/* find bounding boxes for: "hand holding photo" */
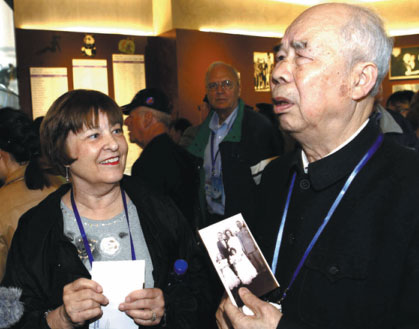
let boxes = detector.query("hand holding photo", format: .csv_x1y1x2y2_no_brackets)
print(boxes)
198,214,279,307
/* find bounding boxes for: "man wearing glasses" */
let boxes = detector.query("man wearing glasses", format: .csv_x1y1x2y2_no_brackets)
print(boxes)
187,62,282,228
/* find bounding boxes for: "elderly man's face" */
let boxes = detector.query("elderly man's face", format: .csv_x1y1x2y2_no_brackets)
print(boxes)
270,9,352,140
206,65,240,116
124,106,149,148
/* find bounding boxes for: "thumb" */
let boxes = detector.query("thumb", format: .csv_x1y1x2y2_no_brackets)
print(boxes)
239,288,265,316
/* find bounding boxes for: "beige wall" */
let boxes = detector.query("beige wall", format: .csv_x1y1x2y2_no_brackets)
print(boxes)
14,0,419,37
14,0,154,35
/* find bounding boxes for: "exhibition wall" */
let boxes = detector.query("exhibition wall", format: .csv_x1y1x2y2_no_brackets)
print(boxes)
14,27,419,124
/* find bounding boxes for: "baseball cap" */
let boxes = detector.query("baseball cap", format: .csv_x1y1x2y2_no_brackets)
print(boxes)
121,88,171,115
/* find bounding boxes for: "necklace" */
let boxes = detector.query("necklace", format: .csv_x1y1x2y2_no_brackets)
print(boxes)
70,188,136,267
4,176,24,186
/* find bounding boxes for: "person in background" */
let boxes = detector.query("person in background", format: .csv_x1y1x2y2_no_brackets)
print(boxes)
1,90,211,329
406,91,419,138
217,3,419,329
372,87,418,150
0,108,62,281
123,88,198,227
386,90,414,117
187,62,282,228
169,117,192,144
179,95,210,148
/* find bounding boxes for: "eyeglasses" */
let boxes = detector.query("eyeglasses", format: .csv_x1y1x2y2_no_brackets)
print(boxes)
206,80,235,91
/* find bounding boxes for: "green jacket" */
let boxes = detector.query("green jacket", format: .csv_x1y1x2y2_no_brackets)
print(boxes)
187,99,282,227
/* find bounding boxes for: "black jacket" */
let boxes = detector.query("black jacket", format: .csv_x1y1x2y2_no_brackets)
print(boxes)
131,133,198,228
253,121,419,329
2,176,212,329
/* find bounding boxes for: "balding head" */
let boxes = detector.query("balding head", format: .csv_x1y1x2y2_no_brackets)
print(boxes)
289,3,392,96
270,3,391,156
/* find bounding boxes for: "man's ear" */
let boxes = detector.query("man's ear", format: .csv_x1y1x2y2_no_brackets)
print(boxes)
142,111,154,128
350,62,378,101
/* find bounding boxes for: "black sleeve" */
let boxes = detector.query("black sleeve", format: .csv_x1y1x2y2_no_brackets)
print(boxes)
2,212,61,329
156,198,214,329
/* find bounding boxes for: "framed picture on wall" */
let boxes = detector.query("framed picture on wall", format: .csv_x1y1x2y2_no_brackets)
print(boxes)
392,83,419,93
390,46,419,80
253,52,274,92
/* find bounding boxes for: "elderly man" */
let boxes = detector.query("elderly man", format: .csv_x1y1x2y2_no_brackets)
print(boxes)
187,62,282,228
123,88,197,227
216,3,419,329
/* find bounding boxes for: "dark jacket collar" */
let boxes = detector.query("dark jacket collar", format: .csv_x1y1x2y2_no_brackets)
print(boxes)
145,132,172,150
290,120,381,190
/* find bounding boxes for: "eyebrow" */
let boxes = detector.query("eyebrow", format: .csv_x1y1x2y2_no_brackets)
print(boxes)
291,40,307,50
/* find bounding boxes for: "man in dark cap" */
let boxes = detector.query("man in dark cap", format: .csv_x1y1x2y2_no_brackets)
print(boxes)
123,88,197,226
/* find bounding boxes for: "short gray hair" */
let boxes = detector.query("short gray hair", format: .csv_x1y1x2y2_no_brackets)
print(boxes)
147,108,171,127
205,61,240,87
340,4,393,96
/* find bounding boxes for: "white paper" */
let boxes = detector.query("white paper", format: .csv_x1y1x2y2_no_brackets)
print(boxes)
72,59,108,95
90,260,145,329
29,67,68,119
112,54,146,107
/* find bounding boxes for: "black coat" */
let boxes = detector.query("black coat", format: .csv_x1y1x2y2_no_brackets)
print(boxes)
252,121,419,329
2,176,212,329
131,133,198,228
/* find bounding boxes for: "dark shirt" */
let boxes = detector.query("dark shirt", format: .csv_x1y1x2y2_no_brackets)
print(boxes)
131,133,197,227
252,121,419,329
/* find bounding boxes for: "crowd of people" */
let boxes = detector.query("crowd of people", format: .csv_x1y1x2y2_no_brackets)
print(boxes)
0,3,419,329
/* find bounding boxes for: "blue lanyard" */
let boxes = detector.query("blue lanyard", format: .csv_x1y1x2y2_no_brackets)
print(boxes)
70,188,136,267
210,132,220,176
271,134,383,303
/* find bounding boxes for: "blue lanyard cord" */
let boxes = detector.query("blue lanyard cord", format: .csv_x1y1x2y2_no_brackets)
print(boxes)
121,189,136,261
271,134,383,303
70,187,136,267
271,172,296,274
71,189,93,266
210,132,220,176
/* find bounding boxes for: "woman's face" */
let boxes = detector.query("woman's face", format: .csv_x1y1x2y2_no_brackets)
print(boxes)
65,111,127,188
226,230,232,237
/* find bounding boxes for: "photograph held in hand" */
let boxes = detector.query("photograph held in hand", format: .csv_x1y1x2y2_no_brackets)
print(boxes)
198,213,279,308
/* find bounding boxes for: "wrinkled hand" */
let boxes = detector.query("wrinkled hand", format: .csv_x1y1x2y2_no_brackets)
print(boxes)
216,288,282,329
119,288,165,326
55,278,109,328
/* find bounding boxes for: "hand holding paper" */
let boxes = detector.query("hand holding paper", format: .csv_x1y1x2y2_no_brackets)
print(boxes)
119,287,165,326
47,278,108,328
90,260,145,329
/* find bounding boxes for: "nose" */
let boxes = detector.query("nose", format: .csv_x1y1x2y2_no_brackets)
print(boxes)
271,59,293,86
124,116,130,126
105,132,119,151
215,83,225,93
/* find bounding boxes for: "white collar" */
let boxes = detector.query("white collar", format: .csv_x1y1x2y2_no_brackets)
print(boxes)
301,119,369,174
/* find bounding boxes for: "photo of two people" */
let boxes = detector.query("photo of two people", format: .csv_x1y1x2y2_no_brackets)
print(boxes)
199,214,278,307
